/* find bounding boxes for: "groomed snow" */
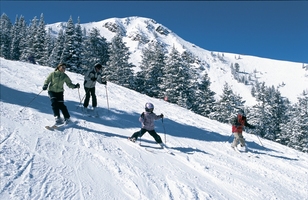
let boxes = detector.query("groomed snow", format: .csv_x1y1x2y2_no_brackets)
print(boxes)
1,58,307,200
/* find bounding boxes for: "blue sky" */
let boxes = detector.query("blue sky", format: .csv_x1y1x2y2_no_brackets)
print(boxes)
1,1,308,63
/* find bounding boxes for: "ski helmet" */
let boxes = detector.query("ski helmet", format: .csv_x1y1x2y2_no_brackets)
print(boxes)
94,63,102,70
145,102,154,112
238,109,246,117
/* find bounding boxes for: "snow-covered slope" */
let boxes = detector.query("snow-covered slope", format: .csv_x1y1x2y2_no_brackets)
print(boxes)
47,17,308,105
1,58,307,199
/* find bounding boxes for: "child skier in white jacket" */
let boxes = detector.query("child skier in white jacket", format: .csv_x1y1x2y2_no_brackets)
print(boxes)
129,102,164,146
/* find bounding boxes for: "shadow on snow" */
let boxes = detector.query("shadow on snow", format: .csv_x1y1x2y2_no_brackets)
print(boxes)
2,84,295,159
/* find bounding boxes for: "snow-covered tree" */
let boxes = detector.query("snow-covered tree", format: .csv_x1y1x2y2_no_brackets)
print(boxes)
0,13,12,59
72,17,83,71
83,27,109,70
249,82,290,142
10,16,24,60
106,33,134,88
18,17,29,62
20,16,37,63
61,16,79,70
136,40,166,97
32,14,46,64
210,82,245,123
48,29,65,68
192,73,216,117
161,47,190,105
42,28,54,66
281,91,308,152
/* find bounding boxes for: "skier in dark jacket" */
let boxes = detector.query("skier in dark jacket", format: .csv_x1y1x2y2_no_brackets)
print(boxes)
28,54,36,64
83,63,106,112
231,109,255,150
42,63,80,124
129,102,164,147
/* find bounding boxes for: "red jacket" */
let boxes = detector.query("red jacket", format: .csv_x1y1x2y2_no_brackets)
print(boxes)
232,114,251,133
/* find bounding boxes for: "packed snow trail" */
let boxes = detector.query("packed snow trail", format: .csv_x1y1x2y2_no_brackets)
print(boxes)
1,58,308,200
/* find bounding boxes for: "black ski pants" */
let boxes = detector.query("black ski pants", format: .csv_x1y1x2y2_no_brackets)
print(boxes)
48,91,70,119
83,87,97,108
131,128,163,143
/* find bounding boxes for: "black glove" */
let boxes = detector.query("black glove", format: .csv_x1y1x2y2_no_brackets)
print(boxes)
75,83,80,88
42,85,48,90
160,114,164,118
91,77,97,81
102,81,107,85
140,112,144,118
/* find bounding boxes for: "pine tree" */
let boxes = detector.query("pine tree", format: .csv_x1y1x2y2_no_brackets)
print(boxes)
42,28,54,66
48,29,65,68
177,51,195,109
192,73,216,117
83,27,109,70
10,16,24,60
161,47,189,104
61,16,78,70
106,33,134,88
210,82,244,123
20,16,37,63
283,91,308,152
250,82,290,142
18,16,29,62
31,14,46,64
137,40,166,97
250,82,271,137
73,17,83,72
0,13,12,59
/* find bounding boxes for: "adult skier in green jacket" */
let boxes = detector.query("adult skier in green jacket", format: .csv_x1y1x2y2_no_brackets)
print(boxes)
42,63,80,124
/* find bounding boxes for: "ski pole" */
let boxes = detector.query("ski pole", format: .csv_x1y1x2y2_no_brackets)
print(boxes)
76,88,83,109
105,84,110,111
77,94,86,109
256,133,264,147
139,130,142,145
77,81,96,109
20,90,43,113
162,118,166,144
77,84,92,109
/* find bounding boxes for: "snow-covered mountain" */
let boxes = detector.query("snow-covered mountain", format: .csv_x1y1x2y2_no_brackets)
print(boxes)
1,58,308,199
46,16,308,105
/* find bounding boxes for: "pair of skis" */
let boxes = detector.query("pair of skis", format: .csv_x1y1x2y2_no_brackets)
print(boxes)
45,120,72,131
128,138,174,155
232,146,247,153
232,146,260,158
45,123,66,131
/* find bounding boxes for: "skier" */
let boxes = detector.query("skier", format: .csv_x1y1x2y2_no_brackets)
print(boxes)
28,54,36,64
83,63,107,112
231,109,255,150
128,102,164,147
42,63,80,124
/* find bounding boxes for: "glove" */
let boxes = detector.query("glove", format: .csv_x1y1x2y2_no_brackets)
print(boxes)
140,112,144,118
91,77,97,81
75,83,80,88
160,114,164,118
42,85,48,90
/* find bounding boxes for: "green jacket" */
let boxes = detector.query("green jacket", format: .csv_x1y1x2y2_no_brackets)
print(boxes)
44,70,76,93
